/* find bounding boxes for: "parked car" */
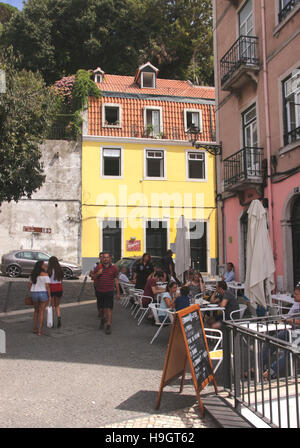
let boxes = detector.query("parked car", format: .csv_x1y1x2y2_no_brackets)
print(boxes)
0,250,82,279
115,256,164,280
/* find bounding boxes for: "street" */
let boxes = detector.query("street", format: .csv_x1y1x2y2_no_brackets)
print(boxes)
0,292,216,428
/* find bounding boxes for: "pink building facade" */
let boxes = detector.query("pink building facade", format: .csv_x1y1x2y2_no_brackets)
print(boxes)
213,0,300,292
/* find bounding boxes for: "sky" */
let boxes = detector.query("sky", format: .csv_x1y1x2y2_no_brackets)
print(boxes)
2,0,24,10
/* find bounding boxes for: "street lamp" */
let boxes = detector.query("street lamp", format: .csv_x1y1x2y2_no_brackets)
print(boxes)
187,124,222,157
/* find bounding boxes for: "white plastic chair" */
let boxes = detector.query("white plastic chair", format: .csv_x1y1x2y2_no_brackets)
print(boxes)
119,282,131,307
136,295,153,326
204,328,223,374
230,304,247,320
131,289,144,317
149,303,174,344
129,289,143,315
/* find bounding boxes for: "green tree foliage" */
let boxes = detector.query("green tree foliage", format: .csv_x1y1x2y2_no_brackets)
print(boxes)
0,1,18,36
0,2,18,23
0,48,58,204
1,0,213,85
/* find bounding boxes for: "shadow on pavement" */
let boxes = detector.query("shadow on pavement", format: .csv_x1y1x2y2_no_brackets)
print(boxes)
116,390,197,414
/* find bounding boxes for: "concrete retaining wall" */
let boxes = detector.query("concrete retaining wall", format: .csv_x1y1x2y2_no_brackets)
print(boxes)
0,139,81,265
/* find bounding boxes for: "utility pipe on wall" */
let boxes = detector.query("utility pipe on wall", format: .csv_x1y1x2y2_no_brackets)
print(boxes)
261,0,276,262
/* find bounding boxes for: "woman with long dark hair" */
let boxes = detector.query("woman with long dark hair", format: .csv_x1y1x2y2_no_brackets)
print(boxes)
185,271,205,299
133,253,154,290
47,256,64,328
28,260,51,336
158,281,178,323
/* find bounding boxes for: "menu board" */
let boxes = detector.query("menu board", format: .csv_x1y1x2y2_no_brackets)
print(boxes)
156,304,217,417
181,310,212,389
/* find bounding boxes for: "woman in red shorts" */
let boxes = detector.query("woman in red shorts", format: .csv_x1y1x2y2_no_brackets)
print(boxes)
47,256,64,328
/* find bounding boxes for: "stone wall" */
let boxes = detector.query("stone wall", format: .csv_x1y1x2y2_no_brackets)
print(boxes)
0,140,81,265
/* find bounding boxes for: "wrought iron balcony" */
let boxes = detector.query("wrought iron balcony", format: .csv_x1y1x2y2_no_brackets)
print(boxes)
220,35,260,91
223,146,263,191
88,124,216,143
278,0,300,23
284,126,300,146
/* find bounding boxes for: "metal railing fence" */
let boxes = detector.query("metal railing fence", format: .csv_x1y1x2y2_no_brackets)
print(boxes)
222,314,300,428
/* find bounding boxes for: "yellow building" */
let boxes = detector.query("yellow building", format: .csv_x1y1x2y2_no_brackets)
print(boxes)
81,63,218,275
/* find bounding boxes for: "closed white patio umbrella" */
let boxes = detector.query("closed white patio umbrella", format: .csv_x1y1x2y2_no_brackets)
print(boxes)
175,216,190,284
244,200,275,309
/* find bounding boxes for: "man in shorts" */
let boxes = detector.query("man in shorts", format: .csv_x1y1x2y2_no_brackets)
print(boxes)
93,252,120,335
90,252,104,318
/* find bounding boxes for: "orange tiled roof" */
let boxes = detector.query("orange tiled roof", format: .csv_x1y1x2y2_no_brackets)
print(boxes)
96,74,215,99
88,73,215,142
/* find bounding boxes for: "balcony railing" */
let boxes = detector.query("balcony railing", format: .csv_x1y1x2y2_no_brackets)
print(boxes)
220,35,259,87
284,126,300,146
224,146,263,189
278,0,300,23
222,314,300,428
89,124,216,143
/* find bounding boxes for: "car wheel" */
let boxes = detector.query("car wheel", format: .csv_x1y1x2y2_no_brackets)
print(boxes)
63,267,73,280
6,265,21,278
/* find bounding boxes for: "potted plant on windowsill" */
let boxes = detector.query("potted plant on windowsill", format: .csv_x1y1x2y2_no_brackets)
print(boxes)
145,124,153,137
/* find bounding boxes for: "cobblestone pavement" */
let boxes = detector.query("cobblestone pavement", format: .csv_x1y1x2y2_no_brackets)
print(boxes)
103,403,216,428
0,297,218,428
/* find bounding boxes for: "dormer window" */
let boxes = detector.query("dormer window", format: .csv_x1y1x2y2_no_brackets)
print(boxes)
95,74,102,83
93,67,104,83
141,72,155,88
134,62,159,89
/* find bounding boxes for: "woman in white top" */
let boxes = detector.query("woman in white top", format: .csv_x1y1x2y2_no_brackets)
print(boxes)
28,260,51,336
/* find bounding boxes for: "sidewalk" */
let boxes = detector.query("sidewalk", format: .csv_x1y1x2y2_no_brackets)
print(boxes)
0,299,218,428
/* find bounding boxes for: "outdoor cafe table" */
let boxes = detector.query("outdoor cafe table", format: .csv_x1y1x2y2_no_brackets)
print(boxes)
227,282,245,299
240,321,292,382
200,304,225,321
271,293,295,313
203,276,222,284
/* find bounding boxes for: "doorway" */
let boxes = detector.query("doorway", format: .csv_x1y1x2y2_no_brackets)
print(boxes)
102,220,121,263
189,221,207,272
146,221,167,257
292,195,300,286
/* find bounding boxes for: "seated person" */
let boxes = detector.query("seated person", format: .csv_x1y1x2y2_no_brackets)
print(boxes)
263,286,300,379
223,262,235,283
119,266,130,284
118,267,130,294
142,271,166,307
208,281,239,328
185,271,205,299
175,286,191,312
158,281,178,322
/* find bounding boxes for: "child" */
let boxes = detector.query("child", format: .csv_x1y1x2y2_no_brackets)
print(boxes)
175,286,191,312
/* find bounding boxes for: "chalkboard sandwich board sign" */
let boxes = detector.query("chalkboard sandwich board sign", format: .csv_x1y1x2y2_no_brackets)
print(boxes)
156,304,218,417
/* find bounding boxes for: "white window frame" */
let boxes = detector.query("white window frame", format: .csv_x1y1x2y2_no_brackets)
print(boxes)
100,146,123,179
94,74,103,83
185,149,207,182
102,103,122,128
141,71,156,89
184,108,203,133
144,148,167,180
143,106,163,136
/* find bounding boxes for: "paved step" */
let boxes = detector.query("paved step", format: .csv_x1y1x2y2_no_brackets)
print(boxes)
202,394,253,428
